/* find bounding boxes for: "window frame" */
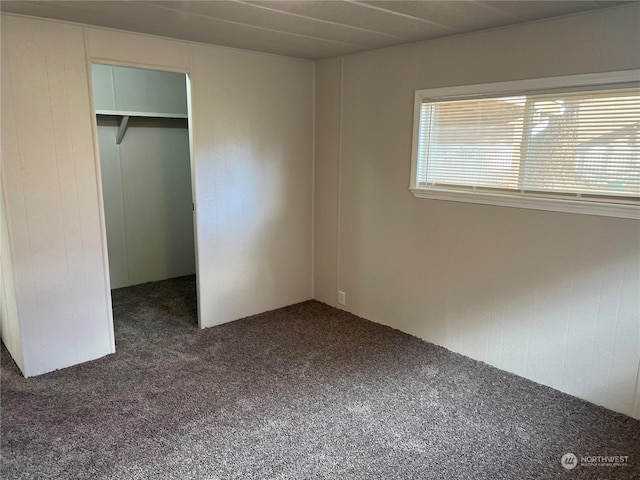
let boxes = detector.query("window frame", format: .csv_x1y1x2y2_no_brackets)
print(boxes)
409,70,640,219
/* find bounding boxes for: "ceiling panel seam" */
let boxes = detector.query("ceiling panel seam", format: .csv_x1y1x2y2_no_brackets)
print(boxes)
233,0,409,41
346,0,461,33
475,1,528,21
142,1,365,48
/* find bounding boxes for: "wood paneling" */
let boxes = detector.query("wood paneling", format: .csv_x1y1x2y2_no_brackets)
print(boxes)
84,26,190,72
316,4,640,417
97,121,195,288
190,44,314,327
1,0,628,59
1,15,114,376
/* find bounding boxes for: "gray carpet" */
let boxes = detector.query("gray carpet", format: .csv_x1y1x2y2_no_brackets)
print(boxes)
2,275,639,479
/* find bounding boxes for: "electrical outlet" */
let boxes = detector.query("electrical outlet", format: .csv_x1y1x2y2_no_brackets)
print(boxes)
338,291,346,306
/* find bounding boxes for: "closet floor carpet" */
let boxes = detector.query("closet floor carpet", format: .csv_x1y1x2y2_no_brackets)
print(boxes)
2,276,639,479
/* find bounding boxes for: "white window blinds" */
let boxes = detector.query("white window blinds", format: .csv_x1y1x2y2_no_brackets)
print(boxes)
416,88,640,204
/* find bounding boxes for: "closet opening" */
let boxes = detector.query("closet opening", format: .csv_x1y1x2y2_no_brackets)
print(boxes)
91,63,199,330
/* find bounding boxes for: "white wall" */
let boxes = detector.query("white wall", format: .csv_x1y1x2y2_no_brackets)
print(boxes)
93,64,195,289
314,4,640,418
84,25,314,328
190,44,314,327
1,32,23,372
1,169,23,373
1,15,115,376
1,13,314,374
92,64,188,115
97,121,195,288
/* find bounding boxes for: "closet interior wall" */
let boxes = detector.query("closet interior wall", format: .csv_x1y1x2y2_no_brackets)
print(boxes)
93,64,195,289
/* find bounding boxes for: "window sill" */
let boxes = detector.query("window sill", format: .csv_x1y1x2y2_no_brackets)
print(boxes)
409,188,640,219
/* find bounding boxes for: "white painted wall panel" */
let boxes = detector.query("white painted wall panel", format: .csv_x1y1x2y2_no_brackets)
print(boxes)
0,23,25,373
112,67,187,115
315,5,640,417
92,63,116,111
120,124,194,285
1,184,23,373
190,43,314,327
93,63,194,289
96,124,129,287
83,24,314,329
1,20,29,374
84,26,190,72
3,14,314,373
97,120,195,288
92,64,188,115
1,15,113,376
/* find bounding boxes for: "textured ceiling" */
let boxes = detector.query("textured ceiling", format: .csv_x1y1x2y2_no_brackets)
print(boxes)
0,1,631,59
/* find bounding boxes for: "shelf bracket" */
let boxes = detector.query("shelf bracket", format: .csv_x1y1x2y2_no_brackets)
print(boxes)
116,115,130,145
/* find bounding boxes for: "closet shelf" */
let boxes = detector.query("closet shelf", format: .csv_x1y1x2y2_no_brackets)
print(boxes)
96,110,188,144
95,109,188,118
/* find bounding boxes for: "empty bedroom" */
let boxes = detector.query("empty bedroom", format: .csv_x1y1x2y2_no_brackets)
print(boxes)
1,1,639,478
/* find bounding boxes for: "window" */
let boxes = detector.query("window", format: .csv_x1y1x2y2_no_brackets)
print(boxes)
410,71,640,219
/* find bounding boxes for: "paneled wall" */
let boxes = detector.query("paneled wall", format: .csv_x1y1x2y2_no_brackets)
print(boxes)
1,14,314,375
97,121,195,289
1,34,23,372
314,4,640,418
93,65,195,288
84,25,314,329
92,64,188,115
0,15,114,376
190,44,314,326
1,178,23,372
